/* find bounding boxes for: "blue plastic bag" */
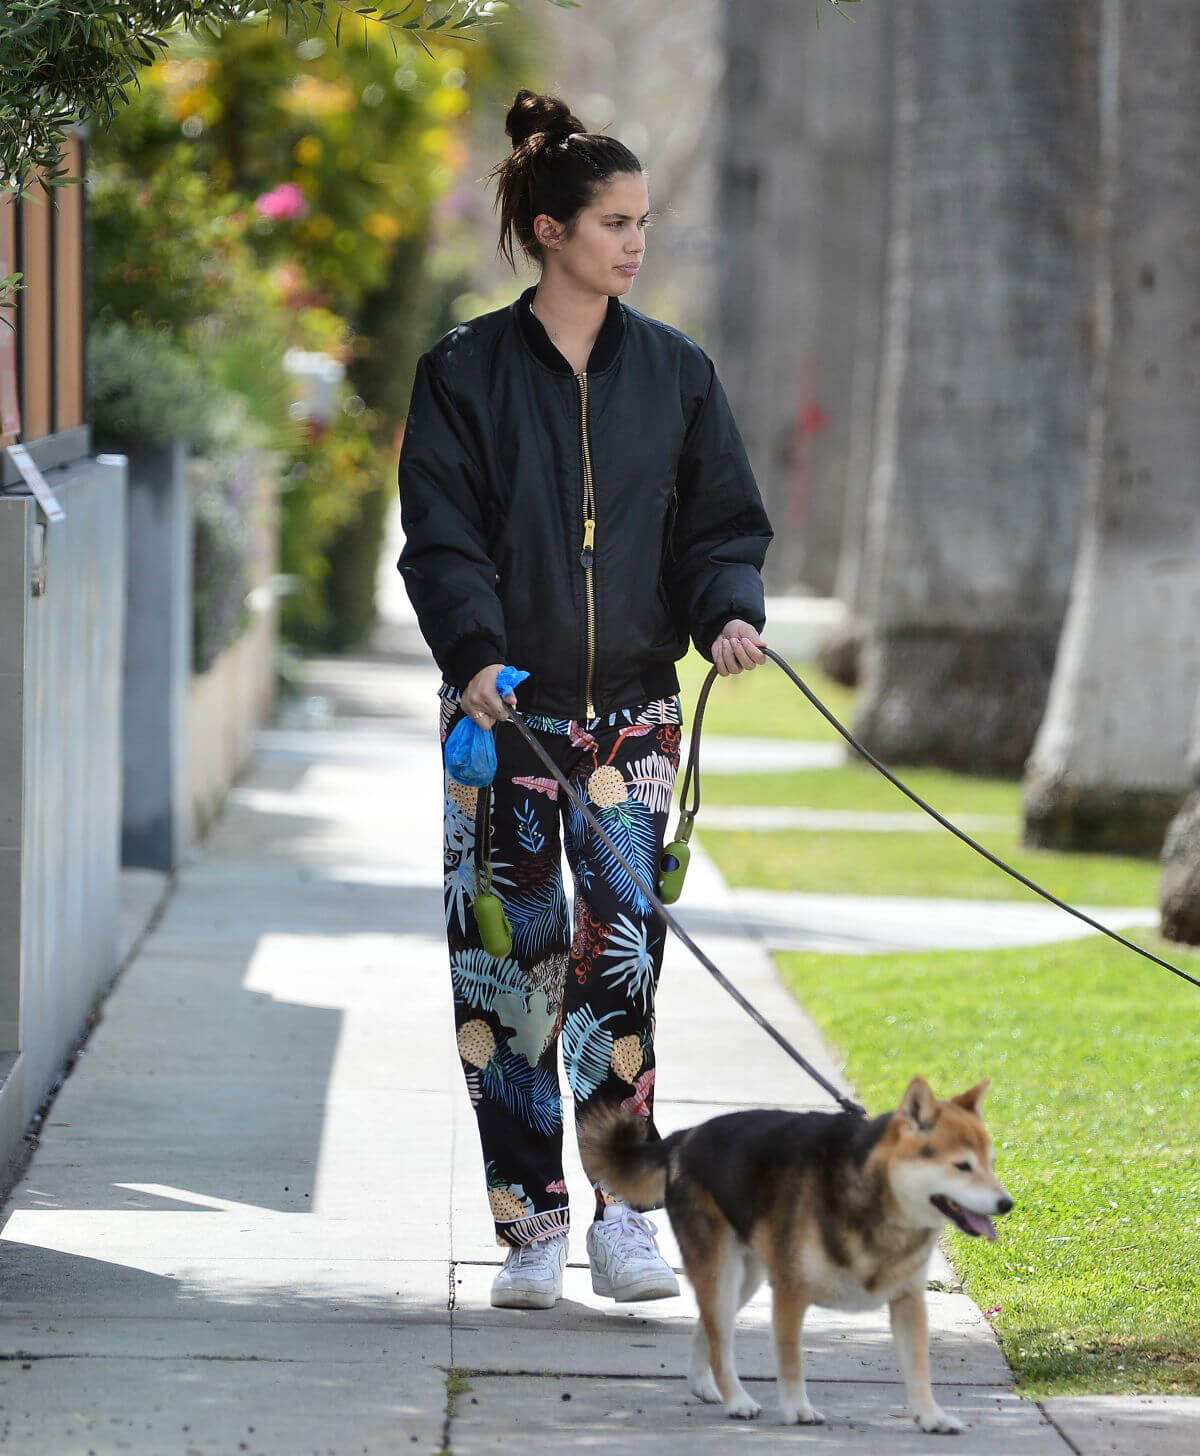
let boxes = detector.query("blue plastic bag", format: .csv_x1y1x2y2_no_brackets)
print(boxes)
444,665,530,786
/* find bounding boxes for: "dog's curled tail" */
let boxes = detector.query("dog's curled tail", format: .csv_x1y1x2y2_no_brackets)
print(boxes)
577,1103,672,1209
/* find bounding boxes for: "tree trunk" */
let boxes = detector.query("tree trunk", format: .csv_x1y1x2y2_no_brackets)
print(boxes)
1160,691,1200,943
819,1,895,684
853,0,1097,774
1024,0,1200,851
799,0,892,601
716,0,823,592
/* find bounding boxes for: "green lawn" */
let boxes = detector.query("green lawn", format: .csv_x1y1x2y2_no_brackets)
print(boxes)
701,826,1159,905
677,650,856,744
701,764,1020,818
777,935,1200,1396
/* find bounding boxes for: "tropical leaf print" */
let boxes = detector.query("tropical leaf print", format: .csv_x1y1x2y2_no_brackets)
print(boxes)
599,913,658,1013
444,791,473,851
516,798,545,854
638,697,682,725
620,1067,656,1119
568,720,598,754
481,1044,563,1135
443,783,477,933
565,780,588,856
525,713,574,734
592,797,658,915
444,847,514,935
512,774,559,800
505,874,569,962
439,693,458,743
625,752,676,815
444,851,474,936
450,948,529,1011
494,989,555,1067
561,1007,622,1101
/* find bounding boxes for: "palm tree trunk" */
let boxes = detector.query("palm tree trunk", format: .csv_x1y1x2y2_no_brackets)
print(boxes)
716,0,823,592
1023,0,1200,851
800,0,892,603
853,0,1098,774
819,1,895,684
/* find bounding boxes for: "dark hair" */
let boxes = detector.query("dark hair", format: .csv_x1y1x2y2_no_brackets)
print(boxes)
486,88,647,271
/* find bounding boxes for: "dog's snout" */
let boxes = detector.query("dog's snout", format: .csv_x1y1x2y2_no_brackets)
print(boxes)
996,1195,1013,1215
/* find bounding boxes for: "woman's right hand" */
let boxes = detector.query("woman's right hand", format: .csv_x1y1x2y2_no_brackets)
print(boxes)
462,664,517,732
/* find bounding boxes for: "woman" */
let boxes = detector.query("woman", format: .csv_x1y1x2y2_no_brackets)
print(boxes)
397,88,773,1310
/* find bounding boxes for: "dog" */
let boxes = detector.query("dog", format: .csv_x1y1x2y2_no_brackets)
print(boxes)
578,1075,1012,1432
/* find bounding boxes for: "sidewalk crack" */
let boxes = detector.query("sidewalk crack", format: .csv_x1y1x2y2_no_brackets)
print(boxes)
1034,1399,1084,1454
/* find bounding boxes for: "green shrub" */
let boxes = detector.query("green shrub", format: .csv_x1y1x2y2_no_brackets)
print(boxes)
87,317,227,453
189,422,268,675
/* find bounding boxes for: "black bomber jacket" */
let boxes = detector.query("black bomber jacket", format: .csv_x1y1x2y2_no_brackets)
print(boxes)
395,281,774,718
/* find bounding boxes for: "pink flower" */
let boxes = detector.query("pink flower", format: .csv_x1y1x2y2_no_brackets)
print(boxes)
254,182,309,222
545,1179,568,1195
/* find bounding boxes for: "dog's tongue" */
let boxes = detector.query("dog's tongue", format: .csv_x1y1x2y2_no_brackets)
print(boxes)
962,1210,998,1242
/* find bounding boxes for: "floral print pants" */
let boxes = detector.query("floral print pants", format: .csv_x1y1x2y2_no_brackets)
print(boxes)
439,684,683,1248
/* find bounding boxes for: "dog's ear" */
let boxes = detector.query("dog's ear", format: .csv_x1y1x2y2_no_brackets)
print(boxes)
951,1078,991,1117
898,1075,938,1132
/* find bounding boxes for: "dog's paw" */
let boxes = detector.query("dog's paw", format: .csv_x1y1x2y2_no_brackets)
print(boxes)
779,1400,826,1426
724,1391,762,1420
688,1373,722,1405
915,1406,965,1435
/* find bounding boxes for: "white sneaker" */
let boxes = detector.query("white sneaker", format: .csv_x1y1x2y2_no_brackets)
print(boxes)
586,1203,680,1301
489,1233,568,1310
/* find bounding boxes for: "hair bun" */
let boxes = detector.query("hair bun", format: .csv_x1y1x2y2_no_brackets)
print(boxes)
506,88,584,150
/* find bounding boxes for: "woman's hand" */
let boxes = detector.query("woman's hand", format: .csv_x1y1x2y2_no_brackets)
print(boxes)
711,619,767,676
462,664,518,731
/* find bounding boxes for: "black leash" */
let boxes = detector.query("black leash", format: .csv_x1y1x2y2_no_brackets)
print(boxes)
713,649,1200,994
500,707,868,1119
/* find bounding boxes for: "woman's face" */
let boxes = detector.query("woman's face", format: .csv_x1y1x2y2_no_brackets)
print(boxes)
537,170,650,296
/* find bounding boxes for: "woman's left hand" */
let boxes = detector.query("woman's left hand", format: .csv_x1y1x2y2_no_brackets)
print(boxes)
712,619,767,675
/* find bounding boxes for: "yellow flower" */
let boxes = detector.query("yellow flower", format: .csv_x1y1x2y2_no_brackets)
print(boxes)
363,212,403,243
430,88,468,120
294,135,323,165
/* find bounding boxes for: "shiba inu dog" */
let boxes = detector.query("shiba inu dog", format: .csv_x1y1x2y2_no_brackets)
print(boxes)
579,1075,1012,1432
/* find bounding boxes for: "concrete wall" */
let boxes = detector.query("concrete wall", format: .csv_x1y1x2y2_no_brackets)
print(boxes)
187,607,277,841
121,441,192,871
185,456,279,840
0,457,127,1170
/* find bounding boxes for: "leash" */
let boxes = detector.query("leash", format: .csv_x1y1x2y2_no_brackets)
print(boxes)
500,707,869,1118
686,648,1200,995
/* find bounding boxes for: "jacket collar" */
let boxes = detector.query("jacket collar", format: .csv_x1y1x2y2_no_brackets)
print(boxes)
514,282,626,375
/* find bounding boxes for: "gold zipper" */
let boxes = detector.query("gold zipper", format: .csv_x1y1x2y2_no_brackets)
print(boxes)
576,370,597,717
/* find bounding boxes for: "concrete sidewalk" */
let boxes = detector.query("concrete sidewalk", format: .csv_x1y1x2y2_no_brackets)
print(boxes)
0,560,1192,1452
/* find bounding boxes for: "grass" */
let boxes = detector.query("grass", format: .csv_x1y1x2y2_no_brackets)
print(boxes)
440,1368,473,1454
700,825,1160,905
676,650,856,743
777,934,1200,1396
700,763,1020,817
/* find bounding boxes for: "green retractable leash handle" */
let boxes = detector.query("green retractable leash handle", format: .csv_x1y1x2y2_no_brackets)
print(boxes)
472,786,514,959
657,663,721,905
